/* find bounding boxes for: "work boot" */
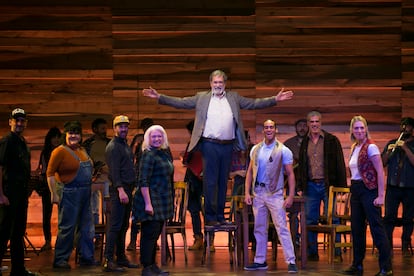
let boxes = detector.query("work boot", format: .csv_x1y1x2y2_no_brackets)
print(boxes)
189,235,203,251
209,236,215,252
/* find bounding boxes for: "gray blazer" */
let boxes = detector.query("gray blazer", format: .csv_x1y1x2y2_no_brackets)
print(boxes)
159,91,277,152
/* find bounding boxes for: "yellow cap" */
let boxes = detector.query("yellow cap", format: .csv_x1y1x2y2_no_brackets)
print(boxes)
113,115,129,126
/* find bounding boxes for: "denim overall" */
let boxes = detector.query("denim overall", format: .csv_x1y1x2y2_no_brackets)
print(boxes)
54,146,94,265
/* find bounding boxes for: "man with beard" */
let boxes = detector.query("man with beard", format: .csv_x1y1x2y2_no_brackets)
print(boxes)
0,108,36,276
382,117,414,257
103,115,139,272
142,69,293,227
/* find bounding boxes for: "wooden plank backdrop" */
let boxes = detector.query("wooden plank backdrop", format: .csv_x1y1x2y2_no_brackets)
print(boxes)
0,0,411,170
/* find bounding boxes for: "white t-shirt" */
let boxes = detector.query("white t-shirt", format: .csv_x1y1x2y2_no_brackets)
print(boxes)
348,143,380,180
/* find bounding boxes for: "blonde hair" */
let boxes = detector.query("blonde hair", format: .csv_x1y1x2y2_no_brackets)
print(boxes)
142,125,169,151
349,115,370,142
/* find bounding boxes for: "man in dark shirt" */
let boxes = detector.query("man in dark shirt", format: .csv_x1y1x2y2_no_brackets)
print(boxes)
103,115,139,272
0,108,36,276
382,117,414,257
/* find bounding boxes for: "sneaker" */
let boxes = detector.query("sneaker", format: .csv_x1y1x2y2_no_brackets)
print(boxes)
53,261,71,270
288,263,298,274
244,262,268,271
375,269,393,276
342,265,363,275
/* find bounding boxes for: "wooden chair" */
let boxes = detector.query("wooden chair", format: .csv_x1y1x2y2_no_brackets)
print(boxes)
306,186,352,264
161,181,189,264
201,196,239,267
94,183,109,262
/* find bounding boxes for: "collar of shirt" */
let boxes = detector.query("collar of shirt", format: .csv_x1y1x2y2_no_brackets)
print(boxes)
212,90,226,99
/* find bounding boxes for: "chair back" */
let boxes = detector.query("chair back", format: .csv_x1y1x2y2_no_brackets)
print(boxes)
169,181,189,226
326,186,351,225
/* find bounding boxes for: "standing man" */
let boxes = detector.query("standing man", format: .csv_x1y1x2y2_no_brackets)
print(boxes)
382,117,414,257
0,108,36,276
103,115,139,272
82,118,111,248
143,69,293,226
297,110,347,262
244,119,298,273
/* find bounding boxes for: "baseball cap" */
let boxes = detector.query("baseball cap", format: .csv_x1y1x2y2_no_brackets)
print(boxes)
11,108,26,119
113,115,130,127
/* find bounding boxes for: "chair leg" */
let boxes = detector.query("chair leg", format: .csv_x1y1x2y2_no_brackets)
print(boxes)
201,231,210,265
170,233,175,262
182,232,188,263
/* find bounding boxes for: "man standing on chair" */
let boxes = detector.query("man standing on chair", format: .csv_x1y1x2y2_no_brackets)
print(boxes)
382,117,414,257
0,108,37,276
297,110,347,262
103,115,139,272
244,119,298,273
143,69,293,226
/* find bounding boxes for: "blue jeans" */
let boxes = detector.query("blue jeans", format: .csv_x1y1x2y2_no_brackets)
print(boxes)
104,186,132,261
54,185,94,264
305,181,341,256
200,141,233,223
350,181,392,271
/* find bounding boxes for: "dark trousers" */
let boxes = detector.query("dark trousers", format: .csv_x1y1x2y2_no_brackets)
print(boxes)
0,192,28,275
186,169,203,237
29,179,52,243
104,186,132,261
350,181,392,271
140,220,164,267
384,186,414,247
200,141,233,223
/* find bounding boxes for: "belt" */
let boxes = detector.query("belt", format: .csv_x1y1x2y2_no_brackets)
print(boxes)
310,178,324,184
255,182,266,187
351,179,364,185
201,137,234,145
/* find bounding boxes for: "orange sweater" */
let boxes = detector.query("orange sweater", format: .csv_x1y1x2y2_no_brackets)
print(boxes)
46,145,91,184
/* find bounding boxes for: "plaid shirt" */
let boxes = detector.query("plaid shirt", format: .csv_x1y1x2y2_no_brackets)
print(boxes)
134,148,174,221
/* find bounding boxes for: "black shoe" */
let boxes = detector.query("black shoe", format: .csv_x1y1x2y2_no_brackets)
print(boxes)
53,261,71,270
342,265,363,275
375,269,393,276
102,259,126,272
79,258,100,267
307,254,319,261
151,264,169,275
117,258,140,268
10,270,38,276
